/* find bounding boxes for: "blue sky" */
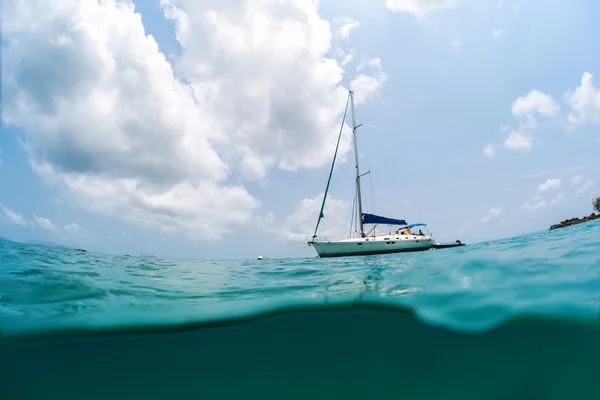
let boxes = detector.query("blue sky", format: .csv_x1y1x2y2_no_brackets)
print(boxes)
1,0,599,259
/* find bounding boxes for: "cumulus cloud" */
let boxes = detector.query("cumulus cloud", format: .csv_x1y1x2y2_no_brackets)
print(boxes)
481,207,502,223
332,17,360,39
565,72,600,127
33,215,58,231
0,204,89,237
350,74,387,105
521,196,546,212
482,143,496,158
549,193,564,207
538,178,561,192
281,193,351,242
0,204,31,227
458,220,472,234
2,0,386,240
357,57,382,72
159,0,366,177
503,132,532,151
64,222,89,235
385,0,458,17
449,38,462,48
502,89,559,152
350,58,387,105
512,90,560,118
571,175,595,197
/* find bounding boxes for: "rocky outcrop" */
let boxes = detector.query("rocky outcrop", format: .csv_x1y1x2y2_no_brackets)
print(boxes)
549,213,600,230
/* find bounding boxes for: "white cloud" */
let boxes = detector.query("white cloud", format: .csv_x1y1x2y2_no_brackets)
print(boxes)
502,89,558,152
61,222,93,243
385,0,458,17
0,203,92,238
340,50,355,66
482,144,496,158
331,47,356,68
572,175,584,185
538,178,561,192
449,38,462,48
512,90,559,118
3,0,385,240
577,180,594,196
458,220,472,234
550,193,564,207
332,17,360,39
281,193,351,242
521,197,546,212
565,71,600,127
37,167,260,239
33,215,58,231
503,132,532,151
481,207,502,223
357,57,382,72
571,176,595,197
492,29,504,39
0,204,31,227
0,204,90,237
160,0,373,177
254,211,276,230
64,223,88,235
350,59,387,105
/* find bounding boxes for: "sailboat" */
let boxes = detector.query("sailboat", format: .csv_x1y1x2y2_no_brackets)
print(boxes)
308,90,435,258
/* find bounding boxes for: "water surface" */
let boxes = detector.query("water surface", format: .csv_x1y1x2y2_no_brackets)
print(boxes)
1,220,599,399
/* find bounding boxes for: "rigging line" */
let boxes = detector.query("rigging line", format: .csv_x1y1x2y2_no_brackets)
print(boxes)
312,92,351,239
368,124,406,213
348,195,356,238
371,123,422,222
369,167,374,212
362,121,375,213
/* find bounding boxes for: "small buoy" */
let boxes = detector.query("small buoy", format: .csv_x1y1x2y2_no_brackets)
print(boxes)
257,255,264,260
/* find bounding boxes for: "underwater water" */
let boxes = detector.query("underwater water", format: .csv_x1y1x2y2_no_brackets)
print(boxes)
1,220,599,399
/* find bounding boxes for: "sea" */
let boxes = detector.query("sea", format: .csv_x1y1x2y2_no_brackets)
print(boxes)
1,220,599,399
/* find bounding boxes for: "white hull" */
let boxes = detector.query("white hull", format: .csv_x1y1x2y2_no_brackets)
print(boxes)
310,235,434,258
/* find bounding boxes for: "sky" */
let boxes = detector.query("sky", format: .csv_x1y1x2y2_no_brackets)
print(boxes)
1,0,599,260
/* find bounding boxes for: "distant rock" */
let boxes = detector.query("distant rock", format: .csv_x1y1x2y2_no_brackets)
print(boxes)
549,213,600,230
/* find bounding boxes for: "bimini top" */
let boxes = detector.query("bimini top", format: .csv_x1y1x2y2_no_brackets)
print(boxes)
401,223,427,229
362,213,407,225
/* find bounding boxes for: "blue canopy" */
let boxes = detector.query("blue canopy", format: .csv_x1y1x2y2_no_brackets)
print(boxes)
362,213,407,225
402,223,427,229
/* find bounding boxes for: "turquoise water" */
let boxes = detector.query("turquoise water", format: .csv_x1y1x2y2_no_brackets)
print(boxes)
1,220,599,399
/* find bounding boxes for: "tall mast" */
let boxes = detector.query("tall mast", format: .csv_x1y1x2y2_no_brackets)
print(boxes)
311,92,351,240
350,90,364,237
